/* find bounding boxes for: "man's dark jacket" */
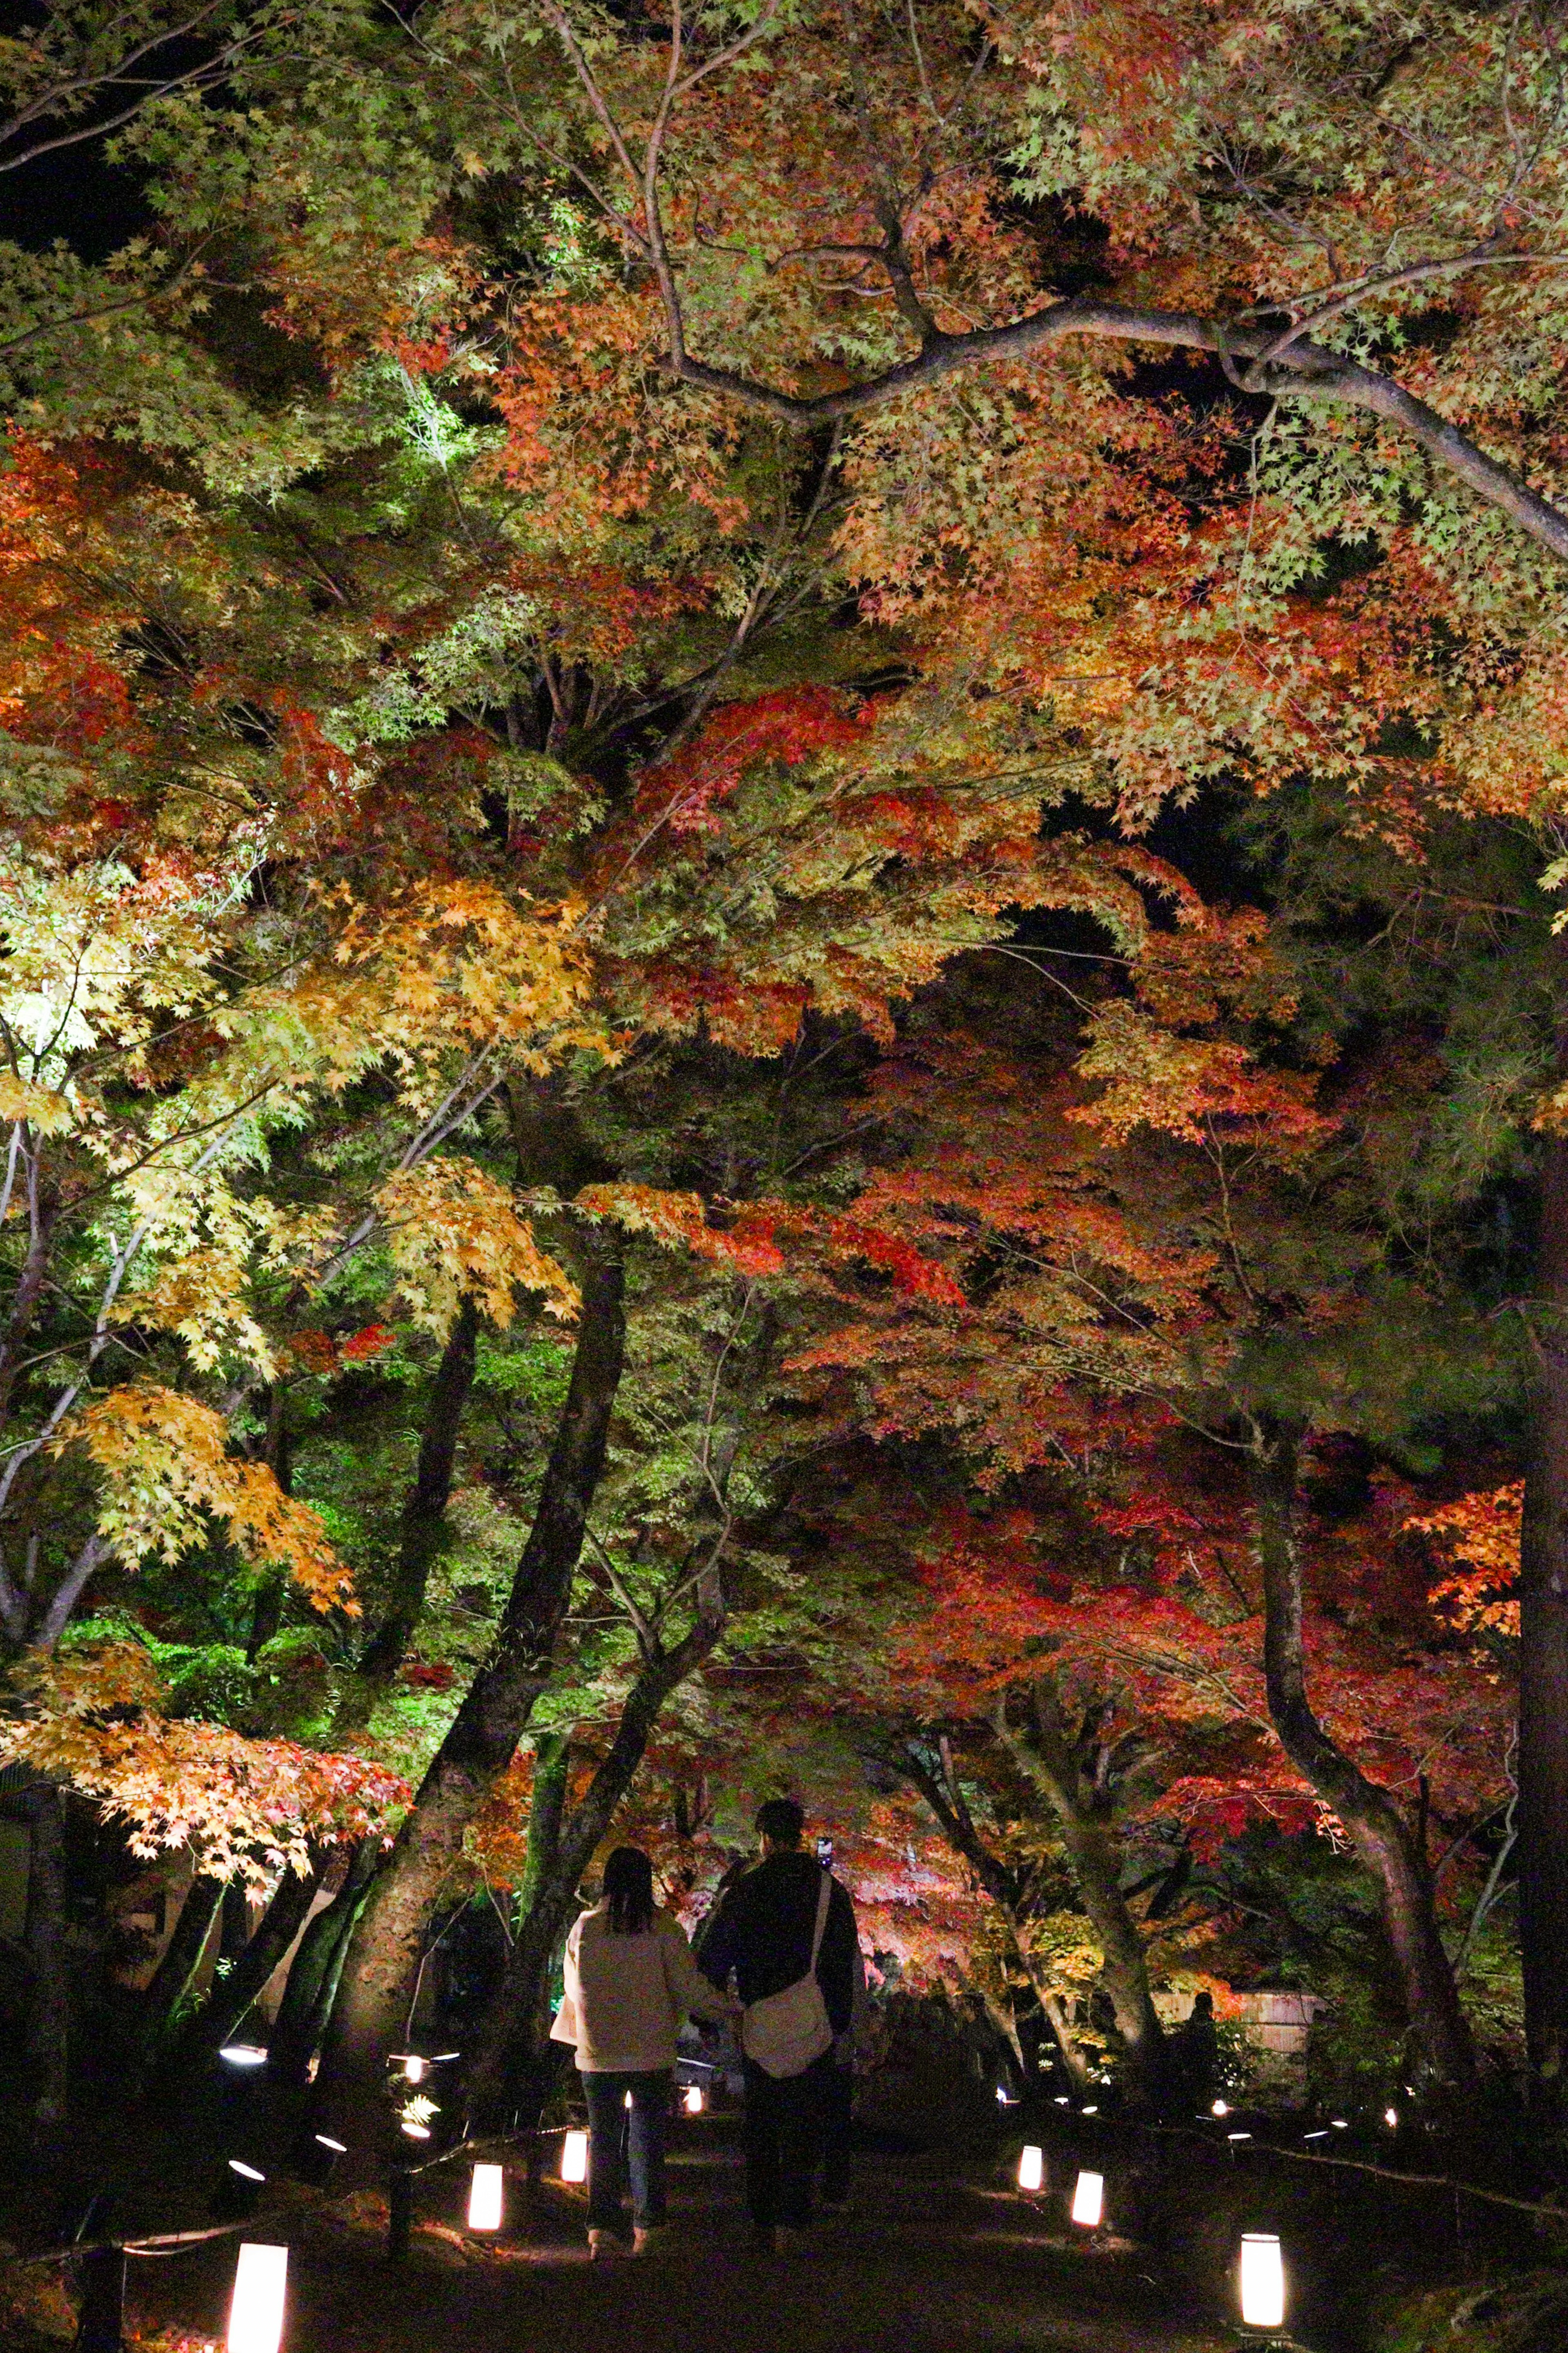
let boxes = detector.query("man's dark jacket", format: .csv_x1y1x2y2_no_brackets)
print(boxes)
697,1852,858,2035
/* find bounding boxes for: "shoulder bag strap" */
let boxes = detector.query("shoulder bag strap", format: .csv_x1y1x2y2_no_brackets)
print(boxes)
808,1868,831,1973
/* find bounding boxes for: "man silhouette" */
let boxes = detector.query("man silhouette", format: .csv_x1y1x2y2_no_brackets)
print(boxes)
699,1798,859,2250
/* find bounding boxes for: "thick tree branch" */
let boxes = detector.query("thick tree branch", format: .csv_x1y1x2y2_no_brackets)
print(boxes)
664,299,1568,566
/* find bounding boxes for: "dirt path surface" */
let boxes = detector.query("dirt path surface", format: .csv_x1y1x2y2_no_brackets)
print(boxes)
129,2119,1231,2353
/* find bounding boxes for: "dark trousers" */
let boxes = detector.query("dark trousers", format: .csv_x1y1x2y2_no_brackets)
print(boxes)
821,2059,853,2204
742,2051,834,2232
582,2068,670,2232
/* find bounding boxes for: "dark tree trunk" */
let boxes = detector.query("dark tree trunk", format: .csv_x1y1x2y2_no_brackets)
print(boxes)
352,1297,480,1693
176,1853,330,2069
219,1878,253,1970
995,1683,1167,2110
133,1867,224,2076
22,1780,69,2145
892,1735,1093,2092
317,1238,626,2152
270,1838,381,2086
465,1592,728,2125
517,1729,572,1922
1252,1420,1477,2086
1521,1098,1568,2120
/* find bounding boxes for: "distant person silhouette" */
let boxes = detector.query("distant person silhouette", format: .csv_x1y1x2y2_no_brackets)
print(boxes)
1171,1989,1220,2113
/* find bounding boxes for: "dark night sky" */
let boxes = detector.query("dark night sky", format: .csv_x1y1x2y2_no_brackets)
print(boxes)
3,141,155,259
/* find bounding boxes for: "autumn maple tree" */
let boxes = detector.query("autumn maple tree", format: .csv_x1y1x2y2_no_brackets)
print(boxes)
7,0,1568,2182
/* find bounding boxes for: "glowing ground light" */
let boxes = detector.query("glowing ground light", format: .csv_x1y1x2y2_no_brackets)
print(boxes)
314,2137,347,2156
1211,2099,1229,2116
229,2162,265,2184
467,2164,503,2232
400,2122,431,2141
227,2244,287,2353
1017,2146,1044,2192
1384,2107,1399,2127
1070,2171,1104,2228
219,2045,268,2068
1239,2233,1286,2330
683,2085,704,2115
1080,2104,1098,2116
561,2130,589,2184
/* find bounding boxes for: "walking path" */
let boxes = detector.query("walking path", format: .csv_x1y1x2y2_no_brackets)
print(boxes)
130,2117,1232,2353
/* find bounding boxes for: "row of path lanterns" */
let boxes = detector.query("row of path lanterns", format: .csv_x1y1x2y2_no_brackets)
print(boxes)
193,2035,1299,2353
1016,2141,1288,2336
211,2042,715,2353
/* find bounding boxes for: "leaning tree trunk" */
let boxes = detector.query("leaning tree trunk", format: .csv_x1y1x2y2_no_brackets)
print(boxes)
270,1838,381,2086
892,1735,1094,2092
131,1864,225,2083
1521,1044,1568,2123
174,1851,331,2074
516,1728,572,1924
464,1589,728,2126
993,1685,1167,2111
316,1238,626,2154
335,1297,480,1730
1251,1419,1477,2086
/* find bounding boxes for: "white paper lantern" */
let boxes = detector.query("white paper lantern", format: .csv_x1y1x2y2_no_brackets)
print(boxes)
1239,2233,1285,2330
227,2244,287,2353
561,2128,589,2184
1017,2145,1044,2192
467,2163,503,2232
1070,2170,1104,2228
683,2085,704,2115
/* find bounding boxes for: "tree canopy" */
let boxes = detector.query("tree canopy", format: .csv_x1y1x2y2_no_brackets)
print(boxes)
2,0,1566,2170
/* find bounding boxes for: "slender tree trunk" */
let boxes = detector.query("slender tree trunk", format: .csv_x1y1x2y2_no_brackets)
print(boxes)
219,1877,253,1970
176,1853,330,2069
464,1593,728,2126
891,1735,1094,2092
22,1779,69,2145
517,1729,572,1922
1251,1420,1477,2086
1034,1985,1090,2090
993,1685,1167,2110
133,1866,224,2078
317,1239,626,2151
979,1987,1027,2086
271,1838,381,2086
348,1297,480,1701
1521,1079,1568,2121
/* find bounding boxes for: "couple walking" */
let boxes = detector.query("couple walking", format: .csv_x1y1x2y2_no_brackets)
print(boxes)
552,1798,862,2257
